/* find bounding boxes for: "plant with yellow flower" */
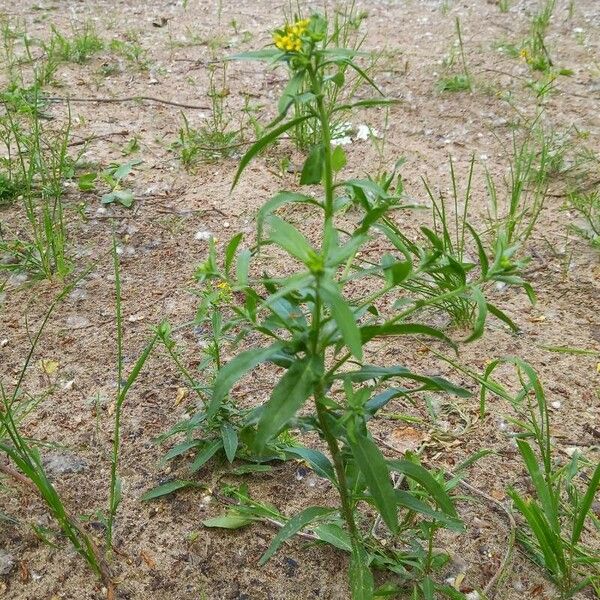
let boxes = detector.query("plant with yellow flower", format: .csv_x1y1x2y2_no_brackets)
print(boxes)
273,18,310,53
150,12,535,600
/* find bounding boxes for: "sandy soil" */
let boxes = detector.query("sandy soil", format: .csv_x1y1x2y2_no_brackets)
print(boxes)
1,0,599,598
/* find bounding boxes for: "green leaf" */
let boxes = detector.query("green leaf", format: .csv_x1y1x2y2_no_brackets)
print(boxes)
224,233,243,276
515,439,559,531
190,438,223,473
283,446,336,482
101,189,134,207
255,356,321,450
232,115,311,189
572,462,600,545
278,70,305,115
508,489,562,574
466,223,489,276
387,459,458,517
349,544,374,600
203,513,254,529
348,429,398,533
161,439,203,463
320,279,363,360
141,480,193,501
364,388,408,415
463,286,487,343
111,159,142,180
381,256,411,286
230,464,273,476
333,98,398,114
268,215,318,266
300,144,324,185
236,249,251,286
77,172,97,192
486,302,519,332
259,506,332,565
359,323,456,351
221,423,238,463
230,48,282,61
331,145,347,172
340,58,384,95
341,365,471,397
314,523,352,552
207,342,284,419
257,191,321,243
422,577,435,600
395,490,462,530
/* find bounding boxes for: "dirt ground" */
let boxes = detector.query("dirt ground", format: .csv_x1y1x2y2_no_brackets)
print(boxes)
1,0,599,598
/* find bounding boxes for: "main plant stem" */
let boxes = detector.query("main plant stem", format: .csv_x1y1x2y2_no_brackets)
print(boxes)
309,65,334,222
315,388,360,541
308,63,360,546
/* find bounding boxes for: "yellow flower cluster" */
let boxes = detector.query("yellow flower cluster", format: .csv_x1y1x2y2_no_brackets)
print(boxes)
273,18,310,52
519,48,531,63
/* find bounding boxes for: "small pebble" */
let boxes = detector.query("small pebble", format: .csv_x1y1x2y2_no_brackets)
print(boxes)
551,401,561,409
0,551,15,575
194,230,213,241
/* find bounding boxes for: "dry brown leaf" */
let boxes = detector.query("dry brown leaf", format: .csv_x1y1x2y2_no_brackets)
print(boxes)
140,549,157,569
19,560,30,583
388,425,427,454
453,572,465,591
529,315,546,323
175,386,189,406
38,359,59,375
490,488,506,501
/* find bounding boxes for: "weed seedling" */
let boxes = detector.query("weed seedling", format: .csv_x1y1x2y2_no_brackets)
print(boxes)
46,23,103,64
483,359,600,598
173,64,239,169
437,18,472,93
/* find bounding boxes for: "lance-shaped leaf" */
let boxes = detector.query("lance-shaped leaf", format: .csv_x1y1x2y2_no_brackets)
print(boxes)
348,429,398,533
230,48,283,61
349,544,374,600
572,462,600,545
359,322,456,351
339,365,471,397
300,144,325,185
395,490,463,530
257,191,321,243
207,342,285,419
259,506,333,565
283,446,336,482
232,115,312,189
320,279,363,360
221,423,238,463
141,480,195,501
268,216,319,267
388,459,459,518
255,356,321,450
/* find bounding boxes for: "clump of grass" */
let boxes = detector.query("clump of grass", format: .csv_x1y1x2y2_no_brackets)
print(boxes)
46,23,103,64
483,359,600,599
0,86,74,279
0,281,114,595
485,118,554,249
0,170,23,206
173,64,239,169
109,35,150,71
566,189,600,249
437,17,472,93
